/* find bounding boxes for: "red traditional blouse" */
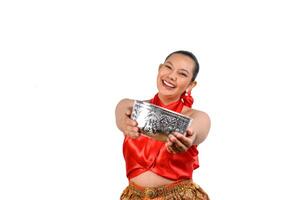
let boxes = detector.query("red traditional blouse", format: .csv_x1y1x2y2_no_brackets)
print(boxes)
123,93,199,180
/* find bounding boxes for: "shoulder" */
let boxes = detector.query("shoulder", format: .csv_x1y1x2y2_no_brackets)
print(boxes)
182,106,210,123
182,107,211,144
183,107,211,133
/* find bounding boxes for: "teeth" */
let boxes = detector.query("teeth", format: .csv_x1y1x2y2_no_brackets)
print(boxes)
163,80,175,88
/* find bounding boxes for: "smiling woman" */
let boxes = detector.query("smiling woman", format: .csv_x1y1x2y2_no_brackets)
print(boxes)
115,50,211,200
157,52,198,105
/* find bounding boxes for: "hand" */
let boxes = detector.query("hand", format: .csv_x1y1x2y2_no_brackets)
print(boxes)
165,128,195,153
121,108,140,139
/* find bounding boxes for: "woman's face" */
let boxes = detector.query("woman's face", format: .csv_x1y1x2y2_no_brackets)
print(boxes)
157,53,196,99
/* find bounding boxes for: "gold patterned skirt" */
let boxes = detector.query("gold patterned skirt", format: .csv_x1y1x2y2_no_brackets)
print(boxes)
120,179,209,200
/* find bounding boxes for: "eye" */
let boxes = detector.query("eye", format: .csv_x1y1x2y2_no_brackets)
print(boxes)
178,72,188,77
164,65,172,69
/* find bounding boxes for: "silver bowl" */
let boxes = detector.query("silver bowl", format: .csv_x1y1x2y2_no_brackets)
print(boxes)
131,100,192,141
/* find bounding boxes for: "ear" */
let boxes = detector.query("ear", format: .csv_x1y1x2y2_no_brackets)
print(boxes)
186,81,197,93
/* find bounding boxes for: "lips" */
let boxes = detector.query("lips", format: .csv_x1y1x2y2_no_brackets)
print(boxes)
162,80,176,89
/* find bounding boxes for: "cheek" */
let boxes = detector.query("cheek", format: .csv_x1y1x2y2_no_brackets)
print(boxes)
177,78,191,89
157,71,164,82
158,70,168,78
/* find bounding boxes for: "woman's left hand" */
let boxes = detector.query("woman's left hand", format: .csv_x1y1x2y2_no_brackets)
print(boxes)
165,128,196,153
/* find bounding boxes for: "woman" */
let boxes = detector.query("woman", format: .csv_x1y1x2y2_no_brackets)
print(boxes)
115,50,211,199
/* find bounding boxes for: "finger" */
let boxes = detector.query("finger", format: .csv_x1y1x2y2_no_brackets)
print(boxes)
125,126,140,138
128,126,139,134
186,128,193,136
173,143,185,152
165,143,172,153
121,118,137,134
171,136,188,152
174,132,191,147
165,139,173,147
168,134,177,143
165,139,177,153
125,108,132,116
125,118,138,127
168,132,188,152
167,144,177,154
128,131,140,138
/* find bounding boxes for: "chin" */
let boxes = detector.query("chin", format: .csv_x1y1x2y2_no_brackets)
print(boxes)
157,80,179,97
157,87,177,98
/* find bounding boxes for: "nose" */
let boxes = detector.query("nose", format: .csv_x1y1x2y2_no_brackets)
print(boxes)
167,71,177,81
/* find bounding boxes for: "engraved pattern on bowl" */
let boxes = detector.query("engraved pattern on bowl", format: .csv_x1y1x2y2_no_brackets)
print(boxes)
131,100,192,141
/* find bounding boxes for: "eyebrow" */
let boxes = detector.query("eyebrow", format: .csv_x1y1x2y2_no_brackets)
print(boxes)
165,61,174,66
179,69,190,74
165,61,191,74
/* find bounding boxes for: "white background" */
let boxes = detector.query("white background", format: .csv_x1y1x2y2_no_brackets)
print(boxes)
1,0,300,199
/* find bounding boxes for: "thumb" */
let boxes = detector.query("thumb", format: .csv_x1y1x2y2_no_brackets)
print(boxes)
125,108,131,116
186,128,193,136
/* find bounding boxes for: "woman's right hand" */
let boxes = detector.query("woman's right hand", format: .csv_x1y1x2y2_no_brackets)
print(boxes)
122,108,140,138
115,98,140,139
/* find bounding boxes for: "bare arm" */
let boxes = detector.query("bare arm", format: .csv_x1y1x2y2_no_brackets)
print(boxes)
166,110,211,153
115,98,140,138
190,110,211,145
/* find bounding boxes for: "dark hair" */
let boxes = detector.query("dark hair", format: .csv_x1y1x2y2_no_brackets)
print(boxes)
165,50,199,81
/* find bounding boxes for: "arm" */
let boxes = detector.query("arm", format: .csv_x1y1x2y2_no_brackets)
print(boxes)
189,110,211,145
166,110,211,153
115,98,140,138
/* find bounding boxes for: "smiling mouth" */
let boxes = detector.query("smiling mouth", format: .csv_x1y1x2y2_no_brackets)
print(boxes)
162,80,176,89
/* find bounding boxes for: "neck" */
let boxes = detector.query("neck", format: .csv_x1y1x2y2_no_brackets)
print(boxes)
157,93,181,105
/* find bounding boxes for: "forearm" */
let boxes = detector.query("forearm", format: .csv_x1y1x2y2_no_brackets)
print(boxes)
193,130,207,146
115,98,134,132
190,111,211,146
